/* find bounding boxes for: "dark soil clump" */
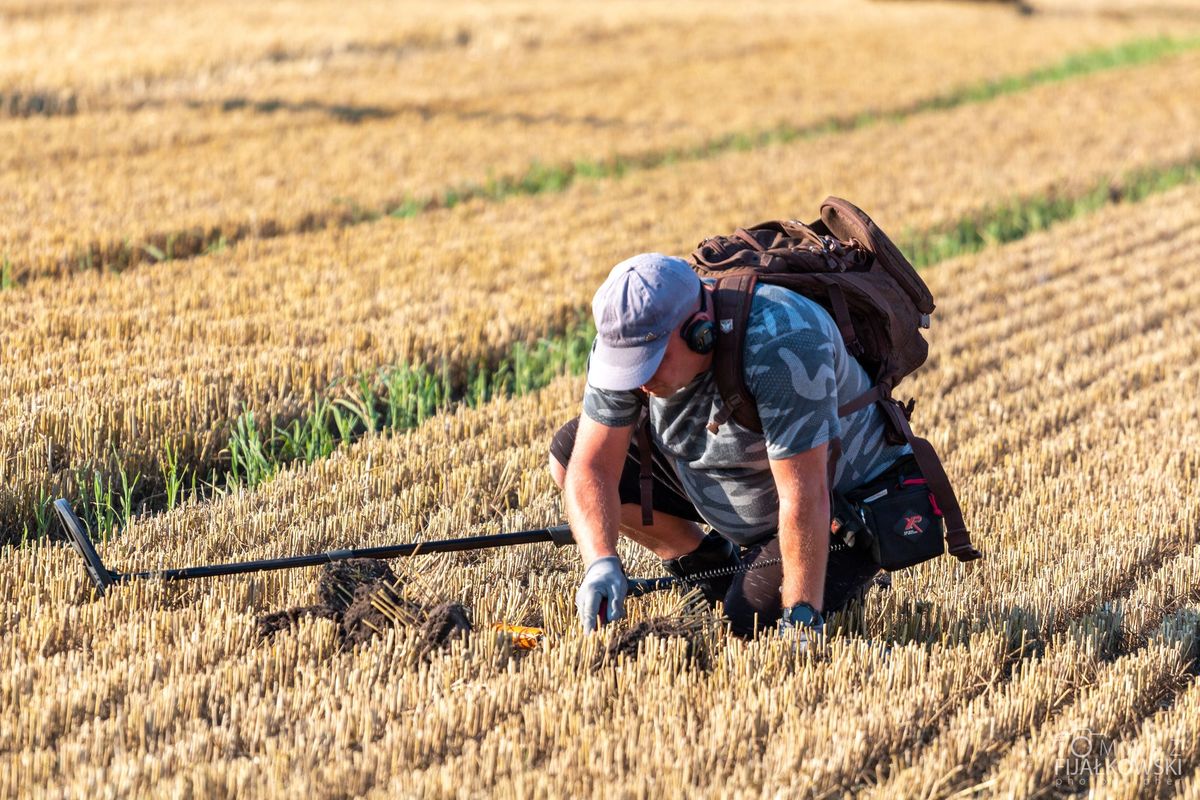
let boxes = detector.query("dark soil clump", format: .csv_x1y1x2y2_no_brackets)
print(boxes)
595,617,707,670
256,605,339,637
419,603,473,649
256,559,471,653
318,560,401,612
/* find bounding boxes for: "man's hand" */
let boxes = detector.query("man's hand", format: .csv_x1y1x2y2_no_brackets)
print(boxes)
778,602,825,654
777,625,814,654
576,556,628,633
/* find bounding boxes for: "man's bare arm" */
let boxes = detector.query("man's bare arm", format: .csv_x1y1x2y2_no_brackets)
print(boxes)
768,441,831,611
564,414,635,565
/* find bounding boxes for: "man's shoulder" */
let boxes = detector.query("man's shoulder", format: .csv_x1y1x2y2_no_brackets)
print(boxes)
744,282,836,345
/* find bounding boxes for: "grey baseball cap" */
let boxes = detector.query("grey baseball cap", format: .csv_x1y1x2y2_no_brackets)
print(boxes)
588,252,701,391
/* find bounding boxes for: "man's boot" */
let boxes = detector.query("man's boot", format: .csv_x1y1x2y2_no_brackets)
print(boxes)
846,570,893,608
661,531,741,606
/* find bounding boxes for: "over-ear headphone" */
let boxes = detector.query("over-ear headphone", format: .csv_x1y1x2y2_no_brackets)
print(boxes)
680,285,716,354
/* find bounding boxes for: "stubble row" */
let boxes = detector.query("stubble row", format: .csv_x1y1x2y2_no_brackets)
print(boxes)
2,182,1198,797
2,50,1199,539
2,2,1193,280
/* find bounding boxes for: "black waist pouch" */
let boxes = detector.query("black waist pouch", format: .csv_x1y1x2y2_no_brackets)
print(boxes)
839,455,945,571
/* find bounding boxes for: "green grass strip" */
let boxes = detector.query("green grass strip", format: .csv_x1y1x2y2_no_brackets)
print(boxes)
903,159,1200,267
217,318,596,491
9,33,1194,288
389,35,1200,217
35,154,1200,544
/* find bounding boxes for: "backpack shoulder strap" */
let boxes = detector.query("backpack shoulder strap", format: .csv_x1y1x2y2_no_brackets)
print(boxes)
707,273,762,434
628,390,656,526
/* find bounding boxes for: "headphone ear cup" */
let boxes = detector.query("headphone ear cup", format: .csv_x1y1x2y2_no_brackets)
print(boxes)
683,318,716,354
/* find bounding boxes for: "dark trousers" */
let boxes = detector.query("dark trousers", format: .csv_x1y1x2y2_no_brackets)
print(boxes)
551,417,881,638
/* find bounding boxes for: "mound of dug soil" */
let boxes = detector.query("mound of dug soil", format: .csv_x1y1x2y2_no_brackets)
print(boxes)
600,618,700,671
256,559,471,652
590,604,710,671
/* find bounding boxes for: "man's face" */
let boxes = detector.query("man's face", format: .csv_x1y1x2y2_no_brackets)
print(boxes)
640,324,701,397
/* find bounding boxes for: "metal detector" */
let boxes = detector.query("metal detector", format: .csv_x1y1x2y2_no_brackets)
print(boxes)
53,498,576,595
53,498,765,607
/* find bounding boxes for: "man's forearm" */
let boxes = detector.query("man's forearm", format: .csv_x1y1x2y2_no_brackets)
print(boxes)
564,464,622,565
778,493,830,611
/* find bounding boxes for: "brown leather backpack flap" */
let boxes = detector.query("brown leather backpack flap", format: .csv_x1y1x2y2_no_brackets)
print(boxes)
691,238,758,272
827,270,930,390
694,219,863,278
748,219,827,252
761,246,840,276
821,196,935,314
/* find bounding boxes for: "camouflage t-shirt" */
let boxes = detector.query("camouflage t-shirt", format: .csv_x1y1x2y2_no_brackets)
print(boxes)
583,282,912,545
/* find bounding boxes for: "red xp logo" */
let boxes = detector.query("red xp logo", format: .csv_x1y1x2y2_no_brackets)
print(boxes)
903,515,924,536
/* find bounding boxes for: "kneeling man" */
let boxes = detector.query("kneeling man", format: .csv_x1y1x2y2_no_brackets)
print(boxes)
551,253,909,638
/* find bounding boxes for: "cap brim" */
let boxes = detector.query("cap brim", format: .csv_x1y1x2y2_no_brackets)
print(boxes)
587,336,670,391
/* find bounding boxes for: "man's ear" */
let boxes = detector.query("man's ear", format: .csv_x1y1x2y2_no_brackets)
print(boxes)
681,286,717,356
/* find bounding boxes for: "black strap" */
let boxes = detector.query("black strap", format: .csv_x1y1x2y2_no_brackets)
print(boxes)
877,398,981,562
708,273,761,434
824,281,863,358
837,385,882,418
636,408,654,526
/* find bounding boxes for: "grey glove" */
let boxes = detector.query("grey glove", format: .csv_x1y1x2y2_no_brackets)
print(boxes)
576,556,627,633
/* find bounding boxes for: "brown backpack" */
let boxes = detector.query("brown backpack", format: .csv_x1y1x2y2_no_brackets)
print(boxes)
686,197,982,563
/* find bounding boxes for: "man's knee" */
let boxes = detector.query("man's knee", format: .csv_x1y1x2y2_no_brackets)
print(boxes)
548,417,580,490
549,455,567,490
720,546,881,639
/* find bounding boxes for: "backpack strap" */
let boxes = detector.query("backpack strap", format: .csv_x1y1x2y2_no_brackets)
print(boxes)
837,384,884,417
629,396,655,526
822,281,864,359
876,398,982,563
707,273,761,434
733,228,766,252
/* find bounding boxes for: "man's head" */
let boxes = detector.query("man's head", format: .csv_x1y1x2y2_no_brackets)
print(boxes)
589,253,713,396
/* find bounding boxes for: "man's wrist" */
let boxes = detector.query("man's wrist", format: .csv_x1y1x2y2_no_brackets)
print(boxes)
780,577,822,611
565,512,618,566
776,505,829,611
586,554,623,571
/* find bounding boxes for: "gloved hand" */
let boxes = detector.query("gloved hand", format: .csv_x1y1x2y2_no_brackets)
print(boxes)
576,556,627,633
777,624,814,654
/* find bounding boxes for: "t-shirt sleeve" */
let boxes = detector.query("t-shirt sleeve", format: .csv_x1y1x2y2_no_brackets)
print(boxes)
582,382,642,428
744,327,841,460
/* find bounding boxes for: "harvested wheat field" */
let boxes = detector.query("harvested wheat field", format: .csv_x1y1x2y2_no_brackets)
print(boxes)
2,0,1199,798
4,44,1200,541
2,0,1194,281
